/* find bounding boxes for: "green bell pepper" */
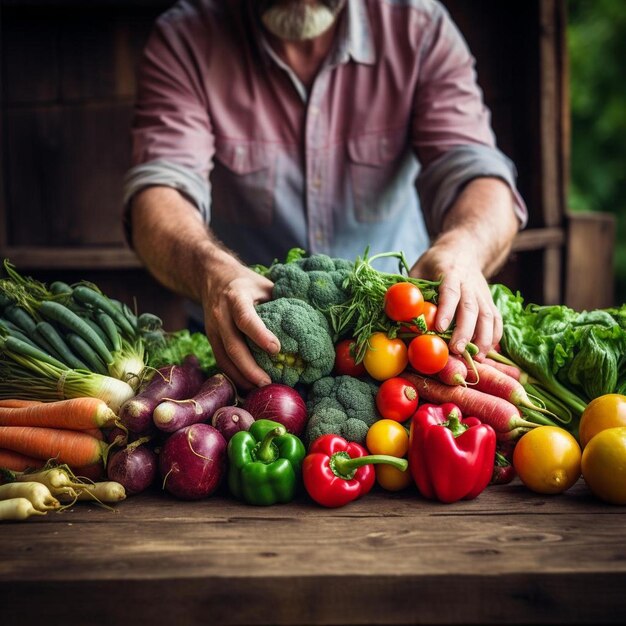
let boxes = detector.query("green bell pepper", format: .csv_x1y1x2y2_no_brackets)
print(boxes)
227,418,306,506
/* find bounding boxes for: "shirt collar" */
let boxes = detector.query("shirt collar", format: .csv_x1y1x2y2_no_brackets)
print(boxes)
342,0,376,66
247,0,376,68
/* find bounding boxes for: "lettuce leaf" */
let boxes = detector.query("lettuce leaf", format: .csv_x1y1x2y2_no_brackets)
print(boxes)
145,328,217,374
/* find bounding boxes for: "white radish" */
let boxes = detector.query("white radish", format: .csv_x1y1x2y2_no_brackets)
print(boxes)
0,481,60,511
59,481,126,504
14,467,87,496
0,497,46,521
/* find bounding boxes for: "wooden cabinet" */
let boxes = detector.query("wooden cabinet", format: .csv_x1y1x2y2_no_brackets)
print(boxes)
0,0,612,328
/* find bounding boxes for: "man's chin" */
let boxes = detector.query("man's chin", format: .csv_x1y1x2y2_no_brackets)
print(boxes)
261,3,342,41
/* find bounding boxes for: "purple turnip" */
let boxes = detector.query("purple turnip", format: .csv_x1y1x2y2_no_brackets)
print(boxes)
152,373,236,433
118,355,205,434
159,423,227,500
211,405,255,441
106,441,158,495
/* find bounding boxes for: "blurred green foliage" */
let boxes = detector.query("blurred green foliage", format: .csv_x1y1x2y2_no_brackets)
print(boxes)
568,0,626,304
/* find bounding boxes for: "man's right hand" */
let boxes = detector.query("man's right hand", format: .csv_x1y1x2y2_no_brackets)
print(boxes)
200,259,279,391
130,187,279,392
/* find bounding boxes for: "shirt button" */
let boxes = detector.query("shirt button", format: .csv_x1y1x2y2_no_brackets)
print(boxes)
310,106,320,116
313,178,322,189
315,230,324,243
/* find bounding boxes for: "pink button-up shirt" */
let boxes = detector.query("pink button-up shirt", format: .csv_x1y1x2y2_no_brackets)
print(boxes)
125,0,527,272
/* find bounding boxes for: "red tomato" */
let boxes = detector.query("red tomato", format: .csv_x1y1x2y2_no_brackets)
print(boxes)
376,377,419,422
334,338,366,377
400,301,438,335
420,302,438,331
407,334,449,375
363,332,408,381
384,283,424,322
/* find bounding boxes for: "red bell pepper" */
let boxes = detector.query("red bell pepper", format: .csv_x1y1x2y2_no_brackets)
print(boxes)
303,433,408,508
408,402,496,503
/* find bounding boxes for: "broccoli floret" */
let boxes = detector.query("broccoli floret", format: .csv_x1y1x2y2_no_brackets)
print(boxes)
248,298,335,387
305,375,381,446
268,253,353,313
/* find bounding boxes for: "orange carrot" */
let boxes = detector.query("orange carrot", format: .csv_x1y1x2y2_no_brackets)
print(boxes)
0,448,45,472
401,372,539,434
82,428,105,441
0,399,43,409
0,397,117,430
0,427,107,467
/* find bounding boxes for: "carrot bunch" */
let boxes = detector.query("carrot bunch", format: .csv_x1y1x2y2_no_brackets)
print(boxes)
0,397,115,474
402,356,568,442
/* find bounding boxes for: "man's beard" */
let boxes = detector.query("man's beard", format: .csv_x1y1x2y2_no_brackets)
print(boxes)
259,1,346,41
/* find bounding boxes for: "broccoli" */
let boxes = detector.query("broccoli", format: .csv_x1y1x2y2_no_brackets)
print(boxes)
267,253,353,314
247,298,335,387
305,375,381,446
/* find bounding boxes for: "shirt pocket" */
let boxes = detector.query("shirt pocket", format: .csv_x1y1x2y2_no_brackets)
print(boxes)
347,129,410,223
212,140,277,227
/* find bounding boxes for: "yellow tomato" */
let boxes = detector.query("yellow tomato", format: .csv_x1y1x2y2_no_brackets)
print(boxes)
512,426,581,494
375,464,413,492
363,332,408,381
366,419,409,457
366,420,411,491
581,426,626,505
578,393,626,449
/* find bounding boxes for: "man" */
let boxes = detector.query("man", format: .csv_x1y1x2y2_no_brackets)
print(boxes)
124,0,527,391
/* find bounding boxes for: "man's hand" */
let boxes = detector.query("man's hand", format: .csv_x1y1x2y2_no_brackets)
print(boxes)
410,177,519,357
130,186,280,391
201,261,279,391
410,237,502,358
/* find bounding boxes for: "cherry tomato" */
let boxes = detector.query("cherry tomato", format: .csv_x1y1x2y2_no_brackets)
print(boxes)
375,464,413,491
333,338,366,377
578,393,626,449
366,419,412,492
513,426,581,494
363,332,408,381
375,377,419,422
400,302,439,336
581,426,626,505
407,334,449,375
384,283,424,322
420,302,438,331
366,419,410,457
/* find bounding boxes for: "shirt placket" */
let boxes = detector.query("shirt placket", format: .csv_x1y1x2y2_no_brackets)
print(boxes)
306,73,330,254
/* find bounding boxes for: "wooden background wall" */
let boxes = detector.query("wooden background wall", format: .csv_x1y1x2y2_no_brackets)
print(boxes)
0,0,608,329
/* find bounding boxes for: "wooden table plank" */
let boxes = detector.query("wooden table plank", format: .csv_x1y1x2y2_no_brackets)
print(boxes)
1,479,625,625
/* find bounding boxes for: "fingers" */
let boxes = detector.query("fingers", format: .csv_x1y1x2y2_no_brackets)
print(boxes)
204,273,279,391
436,274,500,357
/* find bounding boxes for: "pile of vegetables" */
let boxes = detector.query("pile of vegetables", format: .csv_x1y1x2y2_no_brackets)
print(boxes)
4,248,626,521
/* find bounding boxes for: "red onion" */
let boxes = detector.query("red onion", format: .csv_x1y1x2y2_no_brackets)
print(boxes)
243,383,308,436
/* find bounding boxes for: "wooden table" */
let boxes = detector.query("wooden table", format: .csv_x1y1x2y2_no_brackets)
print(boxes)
1,478,625,625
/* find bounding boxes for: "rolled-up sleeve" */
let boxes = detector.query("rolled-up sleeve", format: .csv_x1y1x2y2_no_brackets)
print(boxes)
412,3,527,235
123,9,215,242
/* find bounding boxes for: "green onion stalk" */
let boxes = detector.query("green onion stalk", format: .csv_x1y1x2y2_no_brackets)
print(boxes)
0,353,135,413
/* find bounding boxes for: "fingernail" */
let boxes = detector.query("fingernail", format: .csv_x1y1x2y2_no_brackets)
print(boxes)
438,318,450,332
258,376,272,387
455,340,466,353
268,341,280,355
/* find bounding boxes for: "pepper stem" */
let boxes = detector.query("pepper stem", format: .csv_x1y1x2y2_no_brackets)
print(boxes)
330,451,408,481
256,426,286,463
444,412,468,438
